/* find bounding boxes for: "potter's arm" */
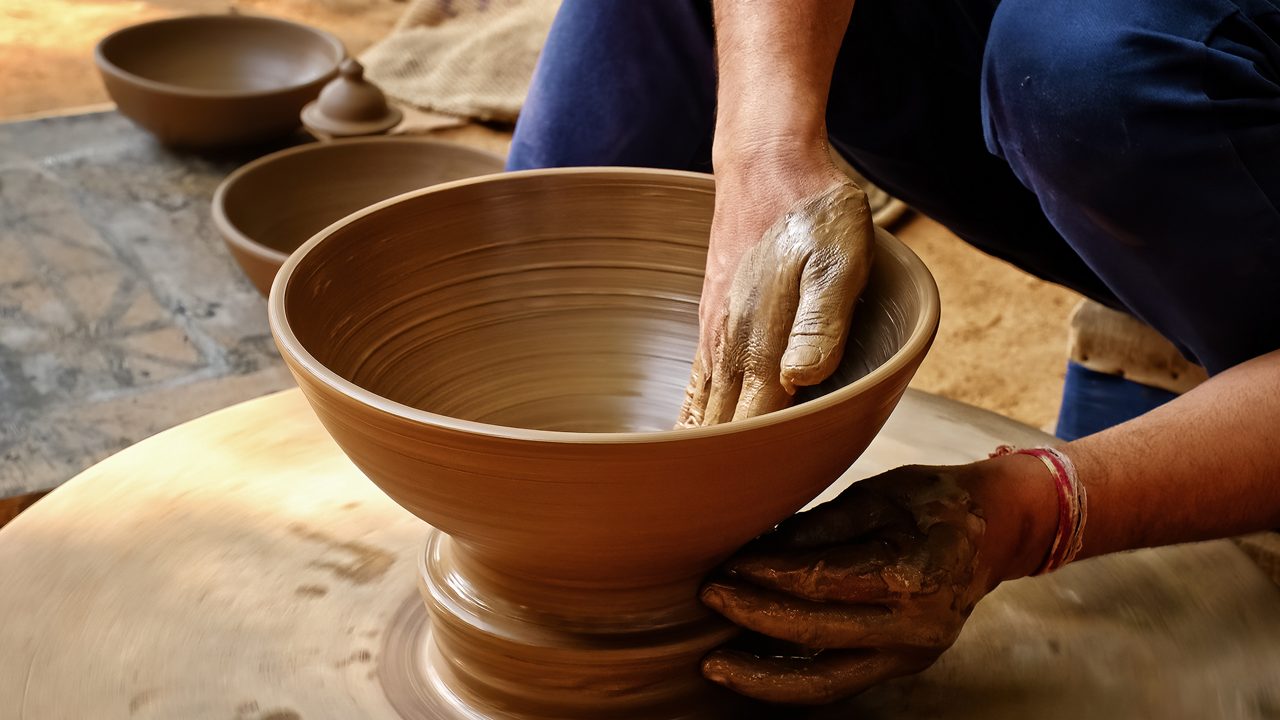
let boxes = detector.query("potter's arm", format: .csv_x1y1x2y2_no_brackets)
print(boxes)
1062,348,1280,558
711,0,855,155
678,0,872,427
918,346,1280,586
697,350,1280,704
956,346,1280,583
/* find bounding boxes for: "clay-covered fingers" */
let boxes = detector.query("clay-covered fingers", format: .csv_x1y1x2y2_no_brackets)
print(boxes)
702,647,933,705
694,289,797,426
724,543,898,604
732,361,794,421
751,486,912,552
675,351,711,429
681,182,874,427
714,251,796,423
730,320,798,421
701,344,743,425
778,253,863,393
726,253,802,422
681,302,754,427
700,578,933,649
779,186,874,393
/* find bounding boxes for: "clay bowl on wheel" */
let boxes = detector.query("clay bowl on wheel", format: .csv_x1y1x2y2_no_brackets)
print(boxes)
95,14,344,148
213,137,503,295
269,168,939,719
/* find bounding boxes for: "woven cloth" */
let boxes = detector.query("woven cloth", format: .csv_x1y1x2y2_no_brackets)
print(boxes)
1067,299,1207,394
361,0,561,123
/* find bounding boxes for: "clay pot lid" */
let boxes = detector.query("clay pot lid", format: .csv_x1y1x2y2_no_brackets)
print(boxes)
301,59,403,138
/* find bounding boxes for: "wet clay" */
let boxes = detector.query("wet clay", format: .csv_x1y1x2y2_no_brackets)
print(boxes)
95,15,345,148
213,137,502,295
269,168,939,718
702,467,990,705
679,182,874,427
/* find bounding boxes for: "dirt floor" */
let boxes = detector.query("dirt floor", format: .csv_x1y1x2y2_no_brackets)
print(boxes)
0,0,1080,430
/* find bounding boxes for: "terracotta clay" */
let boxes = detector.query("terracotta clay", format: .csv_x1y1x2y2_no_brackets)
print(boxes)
301,59,404,139
94,14,345,148
212,137,503,295
268,168,939,718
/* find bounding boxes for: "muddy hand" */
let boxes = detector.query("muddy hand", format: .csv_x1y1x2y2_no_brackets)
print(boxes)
677,182,874,427
698,466,999,705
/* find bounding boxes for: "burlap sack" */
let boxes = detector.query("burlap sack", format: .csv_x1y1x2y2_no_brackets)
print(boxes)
361,0,562,123
1067,299,1207,394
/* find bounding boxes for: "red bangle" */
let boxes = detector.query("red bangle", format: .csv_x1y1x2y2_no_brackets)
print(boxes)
990,445,1088,575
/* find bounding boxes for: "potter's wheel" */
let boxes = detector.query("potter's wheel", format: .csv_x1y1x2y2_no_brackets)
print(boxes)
1,389,1277,719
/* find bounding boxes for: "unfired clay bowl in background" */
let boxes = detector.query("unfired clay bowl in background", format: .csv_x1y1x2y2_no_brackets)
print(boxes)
95,15,344,148
212,137,504,295
268,168,939,718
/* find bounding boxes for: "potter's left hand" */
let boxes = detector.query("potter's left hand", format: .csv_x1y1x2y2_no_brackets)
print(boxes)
698,458,1055,705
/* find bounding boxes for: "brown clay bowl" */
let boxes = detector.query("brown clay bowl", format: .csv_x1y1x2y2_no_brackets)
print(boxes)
95,14,345,148
212,137,504,295
269,167,939,622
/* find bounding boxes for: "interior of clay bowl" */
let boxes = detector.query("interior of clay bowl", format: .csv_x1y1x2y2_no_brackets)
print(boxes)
96,15,340,94
271,168,937,586
275,168,935,435
213,138,504,294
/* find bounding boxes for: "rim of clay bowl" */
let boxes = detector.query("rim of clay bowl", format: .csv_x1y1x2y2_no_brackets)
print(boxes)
212,137,506,268
94,14,345,100
269,166,941,444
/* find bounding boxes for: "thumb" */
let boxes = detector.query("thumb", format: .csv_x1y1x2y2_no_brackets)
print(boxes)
779,252,867,393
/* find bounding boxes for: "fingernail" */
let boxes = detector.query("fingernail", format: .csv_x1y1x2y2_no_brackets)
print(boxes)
702,659,728,685
700,584,727,609
782,345,821,370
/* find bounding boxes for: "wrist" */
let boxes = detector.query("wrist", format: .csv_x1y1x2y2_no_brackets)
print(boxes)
711,137,852,216
959,454,1060,586
711,123,832,179
714,92,826,143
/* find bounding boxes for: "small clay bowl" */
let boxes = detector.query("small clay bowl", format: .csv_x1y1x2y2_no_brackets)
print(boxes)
212,137,504,295
95,14,345,148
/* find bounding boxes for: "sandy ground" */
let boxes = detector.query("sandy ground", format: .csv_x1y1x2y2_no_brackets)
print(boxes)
0,0,1079,430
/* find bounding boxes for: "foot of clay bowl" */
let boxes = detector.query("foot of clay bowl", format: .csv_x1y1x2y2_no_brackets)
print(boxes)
377,530,748,719
269,168,939,718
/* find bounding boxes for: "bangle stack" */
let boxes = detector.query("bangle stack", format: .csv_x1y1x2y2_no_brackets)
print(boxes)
990,445,1088,575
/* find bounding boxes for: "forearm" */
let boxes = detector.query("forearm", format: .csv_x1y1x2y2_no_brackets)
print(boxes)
982,349,1280,582
1066,349,1280,558
712,0,856,165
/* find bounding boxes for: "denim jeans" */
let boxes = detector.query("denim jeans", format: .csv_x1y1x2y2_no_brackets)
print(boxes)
510,0,1280,434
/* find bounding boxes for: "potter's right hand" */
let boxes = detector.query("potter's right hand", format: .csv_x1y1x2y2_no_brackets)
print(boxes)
676,140,874,427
